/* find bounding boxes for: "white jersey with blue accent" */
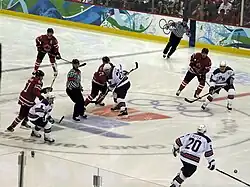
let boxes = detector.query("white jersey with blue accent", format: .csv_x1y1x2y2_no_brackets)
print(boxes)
174,132,214,166
108,65,129,89
28,99,53,122
210,66,234,87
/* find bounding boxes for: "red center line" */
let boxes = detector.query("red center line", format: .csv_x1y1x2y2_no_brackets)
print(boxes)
213,92,250,102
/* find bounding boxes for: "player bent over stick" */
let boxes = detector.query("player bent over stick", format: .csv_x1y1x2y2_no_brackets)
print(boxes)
34,28,61,76
28,93,56,143
201,61,235,111
103,63,131,116
170,124,215,187
6,70,52,132
84,56,114,107
176,48,211,98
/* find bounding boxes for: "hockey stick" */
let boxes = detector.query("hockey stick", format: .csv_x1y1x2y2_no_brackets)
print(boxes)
91,62,139,104
216,168,250,186
184,86,223,103
55,116,64,124
50,75,57,88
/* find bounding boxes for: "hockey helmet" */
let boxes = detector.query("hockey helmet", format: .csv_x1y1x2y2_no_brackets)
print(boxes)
103,63,112,74
197,124,207,134
102,56,110,64
45,92,55,104
201,48,209,54
219,61,227,72
47,28,54,34
35,70,45,77
72,59,80,64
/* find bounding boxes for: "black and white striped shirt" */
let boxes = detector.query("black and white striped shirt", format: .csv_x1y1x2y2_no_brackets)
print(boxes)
66,68,82,89
170,21,190,38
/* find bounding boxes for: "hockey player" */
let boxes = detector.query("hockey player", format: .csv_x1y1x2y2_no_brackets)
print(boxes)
170,124,215,187
28,92,56,143
201,61,235,110
84,56,114,107
66,59,87,121
34,28,61,76
176,48,211,98
6,70,52,132
163,17,190,59
103,63,131,116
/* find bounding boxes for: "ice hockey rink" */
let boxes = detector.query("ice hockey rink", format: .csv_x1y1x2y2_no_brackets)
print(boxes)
1,14,250,187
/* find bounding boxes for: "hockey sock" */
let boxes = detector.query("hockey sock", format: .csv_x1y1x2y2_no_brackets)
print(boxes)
9,116,23,128
84,95,93,106
34,61,41,72
178,81,187,91
195,84,204,96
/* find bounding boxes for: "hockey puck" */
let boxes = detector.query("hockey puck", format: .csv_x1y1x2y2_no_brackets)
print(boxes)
234,169,238,173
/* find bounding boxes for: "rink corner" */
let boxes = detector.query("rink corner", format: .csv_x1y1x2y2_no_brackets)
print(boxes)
0,9,189,46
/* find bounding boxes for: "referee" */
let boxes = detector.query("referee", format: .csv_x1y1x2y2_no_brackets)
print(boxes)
66,59,87,121
163,18,190,59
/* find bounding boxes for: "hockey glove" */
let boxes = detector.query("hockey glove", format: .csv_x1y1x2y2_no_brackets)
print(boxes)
55,53,61,60
209,86,215,94
48,117,55,124
41,87,53,94
172,145,179,157
208,159,216,171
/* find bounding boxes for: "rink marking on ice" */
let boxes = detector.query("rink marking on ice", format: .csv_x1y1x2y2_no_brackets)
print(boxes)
2,49,162,72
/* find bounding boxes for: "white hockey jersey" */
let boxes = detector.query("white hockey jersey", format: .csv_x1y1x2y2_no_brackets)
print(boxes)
174,132,214,166
108,65,129,89
210,66,234,87
28,99,53,122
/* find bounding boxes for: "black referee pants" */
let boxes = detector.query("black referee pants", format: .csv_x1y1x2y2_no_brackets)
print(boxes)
66,88,85,118
163,32,182,57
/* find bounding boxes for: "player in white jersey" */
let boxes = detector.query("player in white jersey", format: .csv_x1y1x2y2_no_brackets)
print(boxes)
103,63,131,116
201,61,235,110
170,124,215,187
28,93,55,143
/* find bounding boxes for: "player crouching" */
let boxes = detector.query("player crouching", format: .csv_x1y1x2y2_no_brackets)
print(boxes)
170,124,215,187
201,61,235,111
176,48,211,98
28,93,55,143
103,63,131,116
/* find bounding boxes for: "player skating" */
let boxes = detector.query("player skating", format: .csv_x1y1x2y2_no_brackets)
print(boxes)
163,18,190,59
6,70,52,132
201,61,235,110
176,48,211,98
34,28,61,76
66,59,87,121
103,63,131,116
84,56,114,107
170,124,215,187
28,92,56,143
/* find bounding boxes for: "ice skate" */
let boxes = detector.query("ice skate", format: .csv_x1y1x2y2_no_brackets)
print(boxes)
6,126,14,132
44,136,55,143
73,116,80,121
118,108,128,116
31,131,42,138
176,90,181,96
227,103,232,111
20,121,31,130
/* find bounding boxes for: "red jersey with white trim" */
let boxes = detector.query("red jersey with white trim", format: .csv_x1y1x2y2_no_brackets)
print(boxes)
189,52,211,75
36,35,59,54
92,63,110,85
19,77,43,107
174,132,214,166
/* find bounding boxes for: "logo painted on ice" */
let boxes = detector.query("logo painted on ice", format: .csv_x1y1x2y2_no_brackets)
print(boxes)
56,105,171,138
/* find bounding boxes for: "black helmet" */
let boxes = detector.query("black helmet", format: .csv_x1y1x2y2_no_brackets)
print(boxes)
35,70,45,77
72,59,80,64
47,28,54,34
201,48,209,54
102,56,110,63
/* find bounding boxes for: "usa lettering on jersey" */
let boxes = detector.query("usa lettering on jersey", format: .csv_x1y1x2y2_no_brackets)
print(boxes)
210,66,234,86
175,133,214,166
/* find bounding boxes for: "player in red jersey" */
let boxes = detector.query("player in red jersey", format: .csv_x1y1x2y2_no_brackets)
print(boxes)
33,28,61,76
176,48,211,98
84,56,114,106
6,70,51,132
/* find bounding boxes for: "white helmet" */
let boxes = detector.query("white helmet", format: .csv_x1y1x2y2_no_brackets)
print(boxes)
197,124,207,134
103,63,112,74
220,61,227,67
45,92,55,104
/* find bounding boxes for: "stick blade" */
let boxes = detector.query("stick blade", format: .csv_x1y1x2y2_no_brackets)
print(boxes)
58,116,64,124
184,98,195,103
